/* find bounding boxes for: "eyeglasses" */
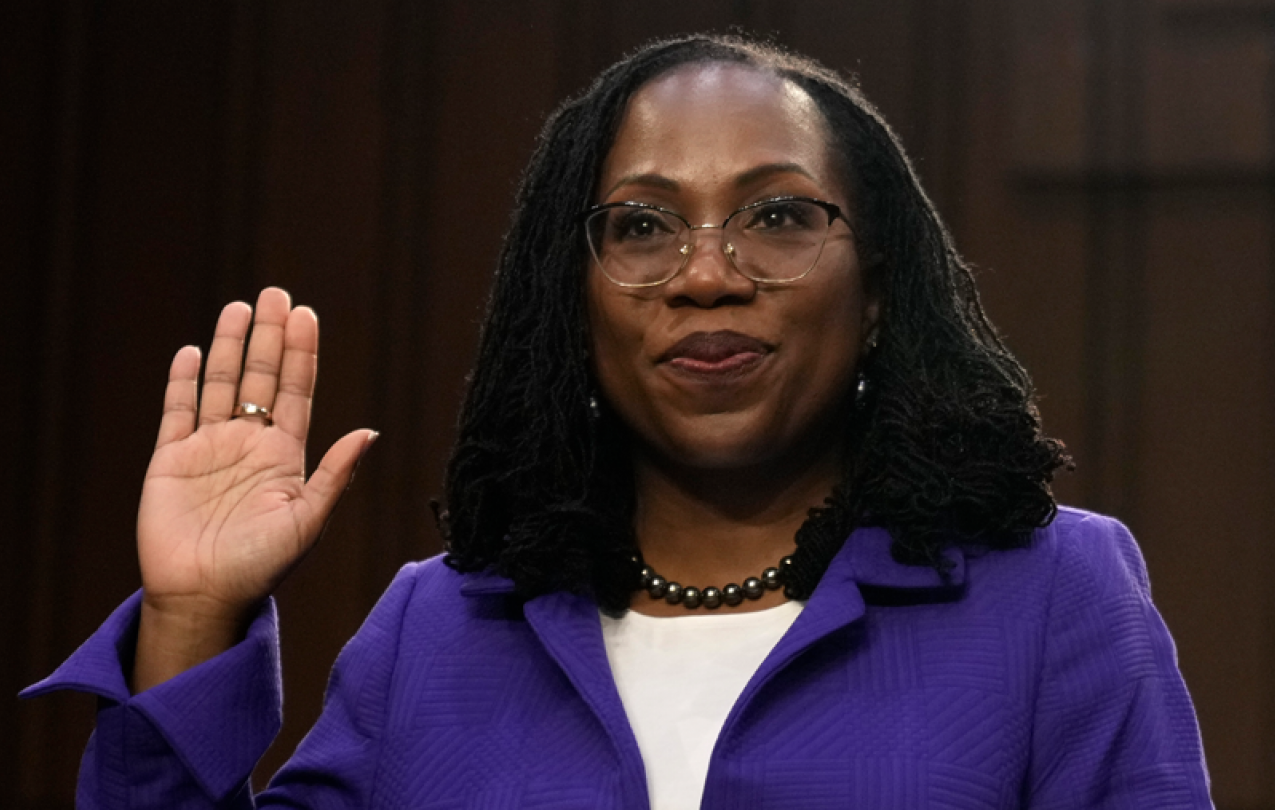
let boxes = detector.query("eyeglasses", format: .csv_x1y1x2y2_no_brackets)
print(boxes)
582,196,845,288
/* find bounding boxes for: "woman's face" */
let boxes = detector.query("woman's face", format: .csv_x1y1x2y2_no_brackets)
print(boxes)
587,63,879,474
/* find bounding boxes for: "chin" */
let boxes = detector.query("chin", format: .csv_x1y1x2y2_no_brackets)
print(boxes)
655,419,791,472
638,399,849,477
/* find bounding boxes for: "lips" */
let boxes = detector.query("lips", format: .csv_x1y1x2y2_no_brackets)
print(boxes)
659,330,772,377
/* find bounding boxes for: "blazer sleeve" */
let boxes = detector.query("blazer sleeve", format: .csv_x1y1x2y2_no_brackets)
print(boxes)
1025,513,1213,809
20,562,426,809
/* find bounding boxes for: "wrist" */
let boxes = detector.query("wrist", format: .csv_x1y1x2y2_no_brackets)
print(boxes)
140,590,255,631
132,595,256,693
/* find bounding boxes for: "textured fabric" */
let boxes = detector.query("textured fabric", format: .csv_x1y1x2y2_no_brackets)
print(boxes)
22,507,1213,808
601,600,803,808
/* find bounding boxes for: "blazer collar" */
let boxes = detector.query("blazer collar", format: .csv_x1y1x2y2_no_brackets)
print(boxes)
458,568,517,596
838,525,966,597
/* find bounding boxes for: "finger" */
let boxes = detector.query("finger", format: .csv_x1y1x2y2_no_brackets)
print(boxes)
198,302,253,425
236,287,292,417
156,346,202,449
296,430,378,538
272,306,319,442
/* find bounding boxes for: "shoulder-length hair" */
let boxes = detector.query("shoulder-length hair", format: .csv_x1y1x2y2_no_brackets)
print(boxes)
440,34,1070,613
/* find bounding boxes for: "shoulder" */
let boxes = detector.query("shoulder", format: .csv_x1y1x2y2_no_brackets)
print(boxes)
323,556,518,710
355,555,535,661
1030,505,1153,602
949,506,1154,630
382,554,465,600
1036,504,1136,549
969,507,1149,588
369,554,495,631
1040,504,1135,544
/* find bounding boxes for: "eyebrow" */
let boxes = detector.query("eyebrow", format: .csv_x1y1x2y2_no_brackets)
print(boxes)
603,162,816,199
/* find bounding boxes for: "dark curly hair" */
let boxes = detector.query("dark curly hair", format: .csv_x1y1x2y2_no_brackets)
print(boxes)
440,33,1071,614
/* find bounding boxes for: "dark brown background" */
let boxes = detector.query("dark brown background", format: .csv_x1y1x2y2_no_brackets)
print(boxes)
5,1,1273,807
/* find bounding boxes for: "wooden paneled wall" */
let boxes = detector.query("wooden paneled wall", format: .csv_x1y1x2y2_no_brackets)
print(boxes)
5,1,1272,807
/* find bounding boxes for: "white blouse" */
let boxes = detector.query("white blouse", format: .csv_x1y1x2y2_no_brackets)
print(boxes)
600,600,804,809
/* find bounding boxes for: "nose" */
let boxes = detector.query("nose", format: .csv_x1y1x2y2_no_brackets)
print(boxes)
664,226,757,307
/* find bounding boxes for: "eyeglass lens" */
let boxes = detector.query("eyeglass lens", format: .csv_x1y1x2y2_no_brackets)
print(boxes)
586,199,832,287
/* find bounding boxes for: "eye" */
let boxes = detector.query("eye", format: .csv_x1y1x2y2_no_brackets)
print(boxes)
609,208,677,242
742,200,818,231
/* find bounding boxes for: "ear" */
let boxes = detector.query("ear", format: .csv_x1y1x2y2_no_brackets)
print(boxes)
859,256,885,347
862,300,881,348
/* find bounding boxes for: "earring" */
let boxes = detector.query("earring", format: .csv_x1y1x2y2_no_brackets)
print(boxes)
855,330,877,409
854,371,868,408
588,394,602,421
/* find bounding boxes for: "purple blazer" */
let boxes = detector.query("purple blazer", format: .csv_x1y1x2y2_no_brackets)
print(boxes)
24,507,1212,808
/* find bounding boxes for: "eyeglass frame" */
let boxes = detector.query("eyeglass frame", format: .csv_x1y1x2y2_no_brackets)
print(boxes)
580,195,846,288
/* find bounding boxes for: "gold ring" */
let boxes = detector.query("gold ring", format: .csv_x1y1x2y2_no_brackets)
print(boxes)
232,402,273,424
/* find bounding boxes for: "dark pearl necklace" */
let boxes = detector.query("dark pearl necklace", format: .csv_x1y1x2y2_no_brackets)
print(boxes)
636,555,794,610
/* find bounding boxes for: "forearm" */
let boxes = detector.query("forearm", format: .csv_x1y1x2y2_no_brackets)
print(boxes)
132,596,252,692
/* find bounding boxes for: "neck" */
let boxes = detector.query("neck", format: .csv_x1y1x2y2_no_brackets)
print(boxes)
629,435,842,614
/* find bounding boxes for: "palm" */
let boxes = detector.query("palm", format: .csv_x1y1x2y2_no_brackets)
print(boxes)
138,288,373,623
140,421,311,609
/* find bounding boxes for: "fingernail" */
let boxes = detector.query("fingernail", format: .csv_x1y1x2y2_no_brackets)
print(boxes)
347,432,379,490
359,431,379,462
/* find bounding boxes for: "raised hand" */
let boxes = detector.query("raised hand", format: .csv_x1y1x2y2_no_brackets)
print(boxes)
132,288,375,692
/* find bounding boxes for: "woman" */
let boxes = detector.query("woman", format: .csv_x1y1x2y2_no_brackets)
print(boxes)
25,34,1210,808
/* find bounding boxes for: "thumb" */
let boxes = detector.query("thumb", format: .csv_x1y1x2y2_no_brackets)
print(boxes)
299,429,378,532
